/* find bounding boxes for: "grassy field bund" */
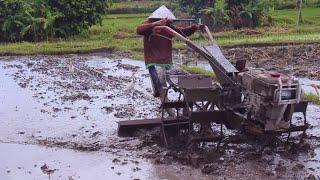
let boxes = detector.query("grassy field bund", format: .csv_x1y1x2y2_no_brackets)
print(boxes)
0,7,320,59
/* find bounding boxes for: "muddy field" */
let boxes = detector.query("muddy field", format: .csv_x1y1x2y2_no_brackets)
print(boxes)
225,44,320,80
180,44,320,80
0,44,320,180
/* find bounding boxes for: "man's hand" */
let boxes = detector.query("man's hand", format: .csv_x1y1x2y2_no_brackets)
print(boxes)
196,24,206,31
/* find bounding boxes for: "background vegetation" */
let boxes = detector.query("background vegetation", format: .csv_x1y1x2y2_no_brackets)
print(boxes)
0,0,111,42
179,0,320,30
0,0,319,58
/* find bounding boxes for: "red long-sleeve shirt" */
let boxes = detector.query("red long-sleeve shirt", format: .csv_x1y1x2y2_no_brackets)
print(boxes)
136,20,198,68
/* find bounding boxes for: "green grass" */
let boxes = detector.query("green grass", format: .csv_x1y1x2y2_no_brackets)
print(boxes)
274,7,320,27
274,0,320,10
0,7,320,58
302,92,320,105
180,65,217,80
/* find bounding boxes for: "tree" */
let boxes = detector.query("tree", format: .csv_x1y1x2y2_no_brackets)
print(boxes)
0,0,111,42
178,0,215,18
226,0,274,28
297,0,303,27
178,0,274,30
202,0,230,30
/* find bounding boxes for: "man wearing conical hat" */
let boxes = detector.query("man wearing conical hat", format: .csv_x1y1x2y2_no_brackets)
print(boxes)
137,5,203,98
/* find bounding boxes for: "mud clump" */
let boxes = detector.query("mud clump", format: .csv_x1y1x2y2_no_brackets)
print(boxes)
201,163,220,175
112,158,121,163
133,128,162,148
116,62,140,72
61,93,91,101
292,163,305,171
40,164,57,176
114,105,135,118
37,139,104,152
101,106,114,114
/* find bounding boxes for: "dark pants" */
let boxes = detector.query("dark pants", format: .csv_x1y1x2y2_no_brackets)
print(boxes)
148,66,163,97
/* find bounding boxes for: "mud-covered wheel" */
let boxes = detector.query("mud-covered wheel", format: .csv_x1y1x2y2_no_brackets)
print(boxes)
184,98,223,150
160,86,190,148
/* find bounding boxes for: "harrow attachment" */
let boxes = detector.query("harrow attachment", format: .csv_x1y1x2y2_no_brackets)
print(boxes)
118,25,309,148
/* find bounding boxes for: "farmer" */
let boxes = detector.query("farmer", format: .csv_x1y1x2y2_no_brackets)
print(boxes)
136,5,204,98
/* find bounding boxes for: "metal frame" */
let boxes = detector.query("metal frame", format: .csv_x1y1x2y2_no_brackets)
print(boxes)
117,25,310,149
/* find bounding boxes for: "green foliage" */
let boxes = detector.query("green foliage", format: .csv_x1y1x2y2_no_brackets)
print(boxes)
202,0,230,29
226,0,274,28
0,0,27,42
48,0,111,38
178,0,215,18
22,0,63,41
178,0,274,29
239,0,274,27
0,0,111,42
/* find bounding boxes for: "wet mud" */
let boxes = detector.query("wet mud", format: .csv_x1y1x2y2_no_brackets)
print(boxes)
224,44,320,80
178,44,320,80
0,47,320,179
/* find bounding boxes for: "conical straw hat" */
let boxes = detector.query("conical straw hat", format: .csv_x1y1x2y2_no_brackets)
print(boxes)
148,5,176,20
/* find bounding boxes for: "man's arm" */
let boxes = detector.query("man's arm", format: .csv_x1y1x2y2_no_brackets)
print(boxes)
136,20,155,36
170,24,203,37
136,19,168,36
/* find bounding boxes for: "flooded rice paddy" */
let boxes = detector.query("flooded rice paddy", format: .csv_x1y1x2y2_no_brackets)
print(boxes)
0,54,319,180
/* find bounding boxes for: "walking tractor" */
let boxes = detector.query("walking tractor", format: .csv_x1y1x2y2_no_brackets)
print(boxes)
118,24,309,148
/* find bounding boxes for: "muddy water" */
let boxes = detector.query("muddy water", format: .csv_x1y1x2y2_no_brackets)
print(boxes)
0,55,212,179
0,56,157,141
0,55,320,180
0,56,155,179
0,143,153,180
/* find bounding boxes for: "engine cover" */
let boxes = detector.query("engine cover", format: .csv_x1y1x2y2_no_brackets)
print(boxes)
239,69,301,131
